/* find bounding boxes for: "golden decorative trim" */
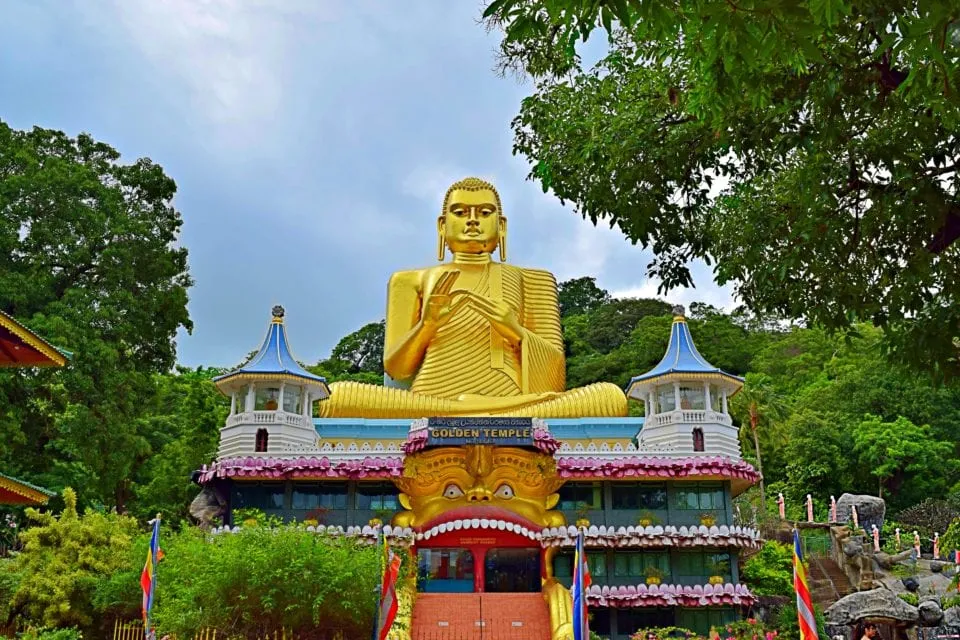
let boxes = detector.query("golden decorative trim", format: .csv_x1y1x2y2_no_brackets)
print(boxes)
0,312,67,367
629,371,744,390
0,476,52,505
214,372,330,395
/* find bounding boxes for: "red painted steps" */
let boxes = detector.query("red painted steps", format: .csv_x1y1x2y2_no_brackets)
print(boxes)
411,592,551,640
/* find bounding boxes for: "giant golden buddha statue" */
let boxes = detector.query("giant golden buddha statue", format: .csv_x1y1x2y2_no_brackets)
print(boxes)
318,177,628,418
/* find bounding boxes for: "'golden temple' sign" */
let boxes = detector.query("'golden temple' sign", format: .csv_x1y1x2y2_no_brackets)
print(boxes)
426,417,534,447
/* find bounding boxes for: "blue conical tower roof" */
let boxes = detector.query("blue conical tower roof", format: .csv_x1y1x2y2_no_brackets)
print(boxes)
627,306,743,395
214,306,329,395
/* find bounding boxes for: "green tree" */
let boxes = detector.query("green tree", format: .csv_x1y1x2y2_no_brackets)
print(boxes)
330,320,385,375
781,410,857,505
731,373,788,514
558,276,611,317
481,0,960,378
740,540,793,596
581,298,672,353
853,415,955,498
131,367,228,525
8,488,139,631
0,122,192,511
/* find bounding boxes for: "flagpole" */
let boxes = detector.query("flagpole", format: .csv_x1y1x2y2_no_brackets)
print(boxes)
372,525,384,640
145,513,160,640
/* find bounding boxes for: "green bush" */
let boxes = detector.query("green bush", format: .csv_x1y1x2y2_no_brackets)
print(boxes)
942,594,960,610
898,592,919,606
8,488,138,631
16,627,84,640
630,626,700,640
149,526,385,639
741,541,794,596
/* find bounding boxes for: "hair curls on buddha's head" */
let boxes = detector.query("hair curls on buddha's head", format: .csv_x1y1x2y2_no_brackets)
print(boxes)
440,177,504,217
438,177,507,262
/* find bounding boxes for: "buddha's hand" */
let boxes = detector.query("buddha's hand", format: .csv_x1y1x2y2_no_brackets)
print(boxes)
422,270,469,330
461,291,524,345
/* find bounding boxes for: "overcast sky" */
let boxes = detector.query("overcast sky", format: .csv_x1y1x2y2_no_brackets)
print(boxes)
1,0,735,368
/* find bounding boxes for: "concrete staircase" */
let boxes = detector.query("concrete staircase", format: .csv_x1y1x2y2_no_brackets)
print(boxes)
808,555,855,610
411,593,551,640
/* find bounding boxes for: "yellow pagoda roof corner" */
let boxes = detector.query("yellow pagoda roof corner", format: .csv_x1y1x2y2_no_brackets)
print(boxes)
0,472,56,506
0,310,71,368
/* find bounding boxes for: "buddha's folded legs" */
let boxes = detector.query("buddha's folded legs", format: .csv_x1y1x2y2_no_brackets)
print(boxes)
317,381,628,418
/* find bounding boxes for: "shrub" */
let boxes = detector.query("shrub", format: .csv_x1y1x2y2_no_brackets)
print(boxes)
898,592,919,606
896,499,960,537
8,488,138,631
150,526,385,639
741,541,793,596
630,626,701,640
16,627,84,640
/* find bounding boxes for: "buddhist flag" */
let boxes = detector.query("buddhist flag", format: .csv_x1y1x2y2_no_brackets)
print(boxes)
793,529,819,640
140,516,162,638
572,529,592,640
376,541,402,640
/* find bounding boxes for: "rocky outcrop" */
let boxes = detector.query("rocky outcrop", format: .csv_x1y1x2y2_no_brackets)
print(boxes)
836,494,886,532
918,598,944,626
876,550,916,569
825,589,919,625
944,606,960,629
189,485,226,529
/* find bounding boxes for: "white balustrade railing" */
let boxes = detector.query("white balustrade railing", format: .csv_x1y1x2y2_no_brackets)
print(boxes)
651,410,731,427
225,410,308,428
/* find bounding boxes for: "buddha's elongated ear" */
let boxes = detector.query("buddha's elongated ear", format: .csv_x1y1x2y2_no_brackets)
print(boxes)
498,215,508,262
437,215,446,262
399,493,413,510
546,492,559,510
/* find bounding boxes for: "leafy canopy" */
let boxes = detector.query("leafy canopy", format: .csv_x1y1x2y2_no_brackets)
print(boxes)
481,0,960,378
0,122,192,511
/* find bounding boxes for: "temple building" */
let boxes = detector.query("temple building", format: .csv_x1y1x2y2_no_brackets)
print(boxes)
194,178,760,640
0,310,67,507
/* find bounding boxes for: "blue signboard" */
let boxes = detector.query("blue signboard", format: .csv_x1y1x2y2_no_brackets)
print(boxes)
426,417,535,447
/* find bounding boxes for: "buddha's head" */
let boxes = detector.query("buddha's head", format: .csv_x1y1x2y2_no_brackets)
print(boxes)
438,177,507,261
393,445,563,531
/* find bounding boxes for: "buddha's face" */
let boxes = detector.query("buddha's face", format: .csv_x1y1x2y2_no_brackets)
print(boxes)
393,446,563,531
441,188,502,255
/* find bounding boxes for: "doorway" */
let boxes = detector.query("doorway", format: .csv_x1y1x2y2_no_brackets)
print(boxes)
483,548,541,592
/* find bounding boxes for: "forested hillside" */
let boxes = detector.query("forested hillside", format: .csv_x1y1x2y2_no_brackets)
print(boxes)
3,274,958,524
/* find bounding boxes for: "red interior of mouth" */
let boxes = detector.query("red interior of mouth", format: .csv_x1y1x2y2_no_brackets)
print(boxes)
418,505,539,532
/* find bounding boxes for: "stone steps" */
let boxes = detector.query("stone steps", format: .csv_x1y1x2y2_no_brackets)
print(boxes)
411,592,551,640
808,556,855,609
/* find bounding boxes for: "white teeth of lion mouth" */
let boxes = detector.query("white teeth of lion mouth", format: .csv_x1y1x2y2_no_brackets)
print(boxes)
415,518,538,541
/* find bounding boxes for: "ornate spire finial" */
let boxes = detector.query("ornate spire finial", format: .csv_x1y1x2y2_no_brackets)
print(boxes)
271,305,285,323
672,304,685,320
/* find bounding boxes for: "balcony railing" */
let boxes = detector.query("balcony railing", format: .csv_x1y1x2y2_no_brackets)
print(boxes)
651,410,731,427
225,410,309,429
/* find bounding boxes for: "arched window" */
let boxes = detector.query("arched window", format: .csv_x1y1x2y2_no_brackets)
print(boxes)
255,429,269,453
692,428,705,452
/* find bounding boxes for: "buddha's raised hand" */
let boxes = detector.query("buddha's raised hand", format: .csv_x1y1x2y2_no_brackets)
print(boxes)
421,270,469,329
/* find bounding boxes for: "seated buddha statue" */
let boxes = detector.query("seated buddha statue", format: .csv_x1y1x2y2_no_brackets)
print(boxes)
318,177,628,418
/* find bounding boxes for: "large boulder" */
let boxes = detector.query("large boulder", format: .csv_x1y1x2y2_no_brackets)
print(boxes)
189,485,226,529
825,589,919,625
918,599,944,627
836,494,886,532
944,607,960,629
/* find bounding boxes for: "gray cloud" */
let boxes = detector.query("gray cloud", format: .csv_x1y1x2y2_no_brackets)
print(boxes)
1,0,734,368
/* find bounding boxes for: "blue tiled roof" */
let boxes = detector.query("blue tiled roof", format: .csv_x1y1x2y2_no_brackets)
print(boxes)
215,308,327,387
629,316,743,386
